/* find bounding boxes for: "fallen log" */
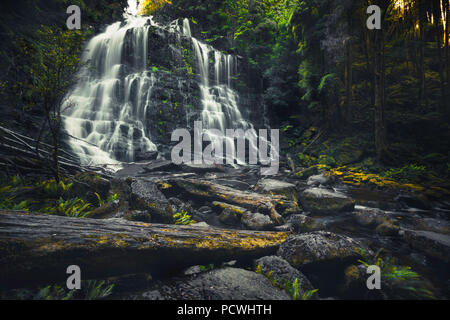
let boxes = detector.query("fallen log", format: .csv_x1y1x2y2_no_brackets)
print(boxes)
165,178,301,224
0,211,289,289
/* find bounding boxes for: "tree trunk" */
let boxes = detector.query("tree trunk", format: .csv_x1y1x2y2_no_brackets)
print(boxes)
374,27,388,162
0,211,289,289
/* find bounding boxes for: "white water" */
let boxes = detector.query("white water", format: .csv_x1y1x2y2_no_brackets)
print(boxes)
182,19,257,164
63,16,160,166
63,14,255,167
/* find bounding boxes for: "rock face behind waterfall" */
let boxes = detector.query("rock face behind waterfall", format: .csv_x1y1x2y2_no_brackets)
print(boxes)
63,16,265,165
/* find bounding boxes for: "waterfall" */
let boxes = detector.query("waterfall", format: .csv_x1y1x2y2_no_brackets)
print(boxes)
183,19,255,164
63,14,256,167
62,16,159,166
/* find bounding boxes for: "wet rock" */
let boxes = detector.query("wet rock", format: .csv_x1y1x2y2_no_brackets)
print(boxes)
124,210,152,222
277,231,369,268
402,230,450,263
286,214,324,233
135,151,159,161
255,179,297,198
254,256,315,294
395,194,431,210
150,267,291,300
299,188,355,215
306,174,329,187
180,163,226,174
143,159,181,173
413,218,450,235
241,212,274,231
351,206,390,227
375,220,400,236
130,179,173,223
219,208,241,227
88,201,120,219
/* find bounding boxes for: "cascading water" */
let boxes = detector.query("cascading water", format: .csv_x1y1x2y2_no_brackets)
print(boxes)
182,19,257,164
63,16,158,166
63,12,256,167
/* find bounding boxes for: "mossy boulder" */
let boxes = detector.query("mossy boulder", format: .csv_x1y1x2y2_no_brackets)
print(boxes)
254,255,315,294
241,212,274,231
277,231,369,268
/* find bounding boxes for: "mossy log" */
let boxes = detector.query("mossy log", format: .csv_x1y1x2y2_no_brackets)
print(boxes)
0,211,289,289
165,178,300,223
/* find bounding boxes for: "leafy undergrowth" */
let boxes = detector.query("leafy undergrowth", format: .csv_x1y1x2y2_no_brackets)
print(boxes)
255,265,318,300
173,209,196,225
0,174,117,218
353,248,437,300
1,280,114,300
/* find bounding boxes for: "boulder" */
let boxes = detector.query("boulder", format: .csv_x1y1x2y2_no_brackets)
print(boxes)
306,174,329,187
219,208,241,227
402,230,450,263
255,179,297,198
143,159,181,173
299,188,355,215
241,212,274,231
277,231,368,268
285,214,324,233
145,267,291,300
130,179,173,223
254,256,315,294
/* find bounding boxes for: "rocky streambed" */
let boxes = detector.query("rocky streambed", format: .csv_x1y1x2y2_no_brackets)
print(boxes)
1,159,449,300
97,159,450,299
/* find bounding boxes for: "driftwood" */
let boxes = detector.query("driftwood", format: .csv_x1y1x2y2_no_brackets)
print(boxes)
166,178,300,224
0,211,289,289
0,125,112,178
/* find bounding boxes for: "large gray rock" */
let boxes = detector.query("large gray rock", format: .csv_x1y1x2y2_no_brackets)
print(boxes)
299,187,355,215
241,212,274,231
147,268,291,300
402,230,450,263
277,231,368,268
255,179,296,197
130,179,173,223
254,256,315,294
306,174,329,187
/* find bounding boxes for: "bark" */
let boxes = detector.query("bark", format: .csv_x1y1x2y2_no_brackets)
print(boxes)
374,26,388,162
0,211,289,289
166,178,301,224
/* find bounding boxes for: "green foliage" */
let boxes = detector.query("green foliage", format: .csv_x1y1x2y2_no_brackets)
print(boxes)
40,179,73,197
173,209,195,225
382,164,427,183
283,278,318,300
40,197,92,218
199,264,215,272
356,248,436,300
36,280,114,300
94,192,119,207
256,264,318,300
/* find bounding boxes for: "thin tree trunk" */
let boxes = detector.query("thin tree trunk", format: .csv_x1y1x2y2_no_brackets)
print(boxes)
374,25,388,162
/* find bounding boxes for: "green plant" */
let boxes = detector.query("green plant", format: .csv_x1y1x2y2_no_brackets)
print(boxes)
84,280,114,300
94,192,119,207
41,197,92,218
382,164,426,183
256,265,318,300
199,264,215,272
35,280,114,300
173,209,195,225
356,248,436,299
36,285,75,300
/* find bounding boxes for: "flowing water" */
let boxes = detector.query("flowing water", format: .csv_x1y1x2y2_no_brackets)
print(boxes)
63,14,254,167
